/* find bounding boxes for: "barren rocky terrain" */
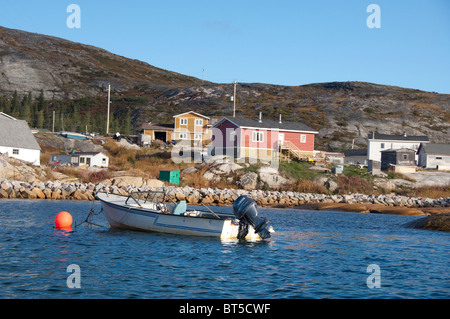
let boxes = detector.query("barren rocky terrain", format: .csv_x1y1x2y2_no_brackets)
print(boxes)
1,26,449,151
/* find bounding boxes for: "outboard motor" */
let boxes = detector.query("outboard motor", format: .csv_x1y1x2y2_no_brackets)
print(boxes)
232,195,271,240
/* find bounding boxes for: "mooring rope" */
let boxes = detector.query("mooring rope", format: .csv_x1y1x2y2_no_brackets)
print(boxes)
75,202,104,228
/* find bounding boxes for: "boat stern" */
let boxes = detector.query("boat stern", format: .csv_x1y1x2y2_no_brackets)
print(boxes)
220,220,261,240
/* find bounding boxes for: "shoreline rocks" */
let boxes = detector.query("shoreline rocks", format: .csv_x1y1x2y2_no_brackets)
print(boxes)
405,213,450,232
0,178,449,215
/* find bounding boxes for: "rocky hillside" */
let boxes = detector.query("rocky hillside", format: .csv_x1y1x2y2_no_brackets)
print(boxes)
1,26,449,150
0,26,202,99
137,81,450,150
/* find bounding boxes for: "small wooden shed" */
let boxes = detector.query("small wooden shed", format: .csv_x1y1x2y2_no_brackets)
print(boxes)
380,148,416,170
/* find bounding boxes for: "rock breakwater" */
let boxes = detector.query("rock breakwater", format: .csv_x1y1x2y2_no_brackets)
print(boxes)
0,178,449,212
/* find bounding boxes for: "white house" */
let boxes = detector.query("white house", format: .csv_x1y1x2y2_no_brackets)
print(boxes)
0,112,41,166
367,133,429,163
69,152,109,168
50,152,109,168
417,143,450,169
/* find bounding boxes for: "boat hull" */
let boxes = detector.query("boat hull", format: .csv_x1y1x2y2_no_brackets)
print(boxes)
97,193,260,240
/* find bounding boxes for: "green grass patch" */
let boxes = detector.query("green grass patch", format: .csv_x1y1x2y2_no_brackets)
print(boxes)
279,161,322,180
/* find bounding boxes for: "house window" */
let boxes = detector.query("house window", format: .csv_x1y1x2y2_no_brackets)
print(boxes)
252,131,264,142
195,119,203,126
436,157,443,160
179,133,188,140
402,154,408,160
71,157,78,164
102,158,107,164
180,118,188,125
12,149,19,155
380,143,385,149
80,157,85,164
194,133,202,140
300,134,307,143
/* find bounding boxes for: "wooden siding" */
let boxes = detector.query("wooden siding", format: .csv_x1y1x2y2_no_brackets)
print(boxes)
282,131,315,152
142,129,174,142
212,118,316,161
174,112,210,141
211,120,239,148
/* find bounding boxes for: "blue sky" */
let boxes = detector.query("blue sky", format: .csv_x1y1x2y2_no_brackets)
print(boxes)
1,0,449,93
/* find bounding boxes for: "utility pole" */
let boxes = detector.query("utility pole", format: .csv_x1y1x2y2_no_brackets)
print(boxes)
233,80,237,117
52,110,55,133
106,84,111,135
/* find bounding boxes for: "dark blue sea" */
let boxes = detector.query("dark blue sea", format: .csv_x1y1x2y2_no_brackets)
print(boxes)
0,200,448,299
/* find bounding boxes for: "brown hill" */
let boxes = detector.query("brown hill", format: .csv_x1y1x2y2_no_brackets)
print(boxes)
0,26,203,99
0,26,449,150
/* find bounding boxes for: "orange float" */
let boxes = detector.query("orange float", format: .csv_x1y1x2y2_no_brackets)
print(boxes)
54,211,73,229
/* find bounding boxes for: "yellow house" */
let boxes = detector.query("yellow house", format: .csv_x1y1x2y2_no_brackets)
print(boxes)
173,111,211,144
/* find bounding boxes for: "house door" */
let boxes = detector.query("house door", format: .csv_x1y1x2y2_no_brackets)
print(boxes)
278,133,284,146
154,131,167,142
86,158,91,166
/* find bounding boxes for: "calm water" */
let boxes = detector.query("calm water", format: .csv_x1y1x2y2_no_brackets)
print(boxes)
0,199,448,299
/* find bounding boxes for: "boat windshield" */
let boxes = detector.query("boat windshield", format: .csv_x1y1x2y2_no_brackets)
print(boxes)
126,190,166,207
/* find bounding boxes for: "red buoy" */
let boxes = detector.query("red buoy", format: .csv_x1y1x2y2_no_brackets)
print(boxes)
55,211,73,229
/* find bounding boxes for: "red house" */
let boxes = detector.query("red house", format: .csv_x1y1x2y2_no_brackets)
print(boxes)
210,114,318,162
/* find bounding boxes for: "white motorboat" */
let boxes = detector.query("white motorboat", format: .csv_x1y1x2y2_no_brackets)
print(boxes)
95,190,273,240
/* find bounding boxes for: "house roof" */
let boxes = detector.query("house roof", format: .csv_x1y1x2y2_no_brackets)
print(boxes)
381,147,416,153
72,152,107,156
0,115,41,150
368,133,429,142
418,143,450,156
141,123,175,131
173,111,210,120
213,117,318,133
0,112,17,120
343,149,367,157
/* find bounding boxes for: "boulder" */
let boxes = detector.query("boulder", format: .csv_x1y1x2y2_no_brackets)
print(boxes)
21,189,37,199
258,166,279,175
186,194,199,204
72,190,89,201
314,176,329,187
203,171,220,182
373,178,396,191
326,180,338,192
258,165,288,188
405,213,450,232
51,189,62,200
0,189,9,198
238,172,258,190
210,162,243,174
31,187,46,199
145,179,165,187
0,156,43,182
390,179,415,188
112,176,143,187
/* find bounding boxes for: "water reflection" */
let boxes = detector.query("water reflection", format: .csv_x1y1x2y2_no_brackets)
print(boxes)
53,227,74,236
